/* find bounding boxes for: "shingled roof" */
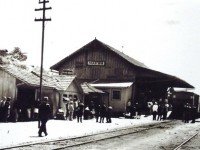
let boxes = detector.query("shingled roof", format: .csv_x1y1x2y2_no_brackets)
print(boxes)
0,65,76,91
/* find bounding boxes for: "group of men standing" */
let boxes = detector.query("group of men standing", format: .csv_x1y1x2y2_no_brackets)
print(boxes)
94,103,112,123
58,100,113,124
152,100,169,121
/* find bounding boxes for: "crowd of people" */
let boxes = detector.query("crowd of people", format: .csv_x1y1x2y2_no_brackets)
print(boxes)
62,101,113,124
34,97,199,137
1,95,198,137
124,99,171,121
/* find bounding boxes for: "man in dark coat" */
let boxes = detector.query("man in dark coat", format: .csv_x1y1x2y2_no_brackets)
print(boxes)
38,97,51,137
99,103,106,123
77,102,84,123
95,104,101,122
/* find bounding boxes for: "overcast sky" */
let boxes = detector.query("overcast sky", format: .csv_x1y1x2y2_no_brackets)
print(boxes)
0,0,200,95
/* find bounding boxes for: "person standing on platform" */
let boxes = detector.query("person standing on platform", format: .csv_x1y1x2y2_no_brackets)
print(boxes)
99,103,106,123
77,102,84,123
191,105,196,123
84,105,90,120
184,103,190,123
95,104,101,122
106,106,112,123
126,100,131,113
157,104,163,121
68,101,74,121
152,102,158,120
0,97,6,122
2,97,11,122
38,97,51,137
135,102,140,119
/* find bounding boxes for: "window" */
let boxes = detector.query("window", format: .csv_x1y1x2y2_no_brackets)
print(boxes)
74,95,78,101
112,90,121,100
75,61,83,68
63,94,69,102
69,95,73,100
62,69,73,75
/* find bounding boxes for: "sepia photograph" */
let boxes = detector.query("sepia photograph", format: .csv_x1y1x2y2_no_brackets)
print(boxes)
0,0,200,149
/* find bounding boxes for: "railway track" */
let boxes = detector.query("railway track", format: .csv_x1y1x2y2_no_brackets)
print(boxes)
1,121,174,150
172,131,199,150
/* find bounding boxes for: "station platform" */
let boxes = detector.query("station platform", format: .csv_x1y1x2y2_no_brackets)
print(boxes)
0,115,199,149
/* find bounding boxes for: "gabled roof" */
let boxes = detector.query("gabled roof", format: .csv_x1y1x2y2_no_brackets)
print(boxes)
50,39,148,70
0,65,76,91
42,74,76,91
50,39,194,89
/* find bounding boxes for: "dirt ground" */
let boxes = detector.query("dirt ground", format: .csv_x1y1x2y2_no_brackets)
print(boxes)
67,120,200,150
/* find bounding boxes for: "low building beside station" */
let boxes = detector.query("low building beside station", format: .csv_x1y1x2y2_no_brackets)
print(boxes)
0,65,82,120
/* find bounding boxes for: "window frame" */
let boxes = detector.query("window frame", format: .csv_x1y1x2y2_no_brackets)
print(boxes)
112,89,121,101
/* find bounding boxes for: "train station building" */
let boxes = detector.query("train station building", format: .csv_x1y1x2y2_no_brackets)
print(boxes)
50,39,194,115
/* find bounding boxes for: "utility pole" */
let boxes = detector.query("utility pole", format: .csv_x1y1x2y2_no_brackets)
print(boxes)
35,0,52,101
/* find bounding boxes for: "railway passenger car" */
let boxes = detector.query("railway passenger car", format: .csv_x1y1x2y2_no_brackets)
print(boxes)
169,91,200,119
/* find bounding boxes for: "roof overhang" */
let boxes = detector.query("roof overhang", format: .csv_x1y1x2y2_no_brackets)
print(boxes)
90,82,133,88
81,82,105,94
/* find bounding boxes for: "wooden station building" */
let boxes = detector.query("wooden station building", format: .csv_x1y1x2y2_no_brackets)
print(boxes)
50,39,194,115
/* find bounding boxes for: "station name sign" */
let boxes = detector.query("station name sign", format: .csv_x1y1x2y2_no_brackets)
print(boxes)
87,61,105,66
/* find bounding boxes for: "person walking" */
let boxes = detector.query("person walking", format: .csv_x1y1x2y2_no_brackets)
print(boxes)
152,102,158,120
38,97,51,137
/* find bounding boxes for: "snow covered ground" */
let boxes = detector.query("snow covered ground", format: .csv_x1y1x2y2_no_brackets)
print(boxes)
0,115,155,148
0,115,199,149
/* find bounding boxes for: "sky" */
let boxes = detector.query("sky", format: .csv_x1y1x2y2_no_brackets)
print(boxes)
0,0,200,95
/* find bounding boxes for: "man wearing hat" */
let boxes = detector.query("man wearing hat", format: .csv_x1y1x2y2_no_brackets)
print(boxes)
38,97,51,137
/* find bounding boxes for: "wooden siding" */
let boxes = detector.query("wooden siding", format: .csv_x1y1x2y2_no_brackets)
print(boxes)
59,46,136,81
60,81,82,116
98,86,132,113
0,70,16,100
